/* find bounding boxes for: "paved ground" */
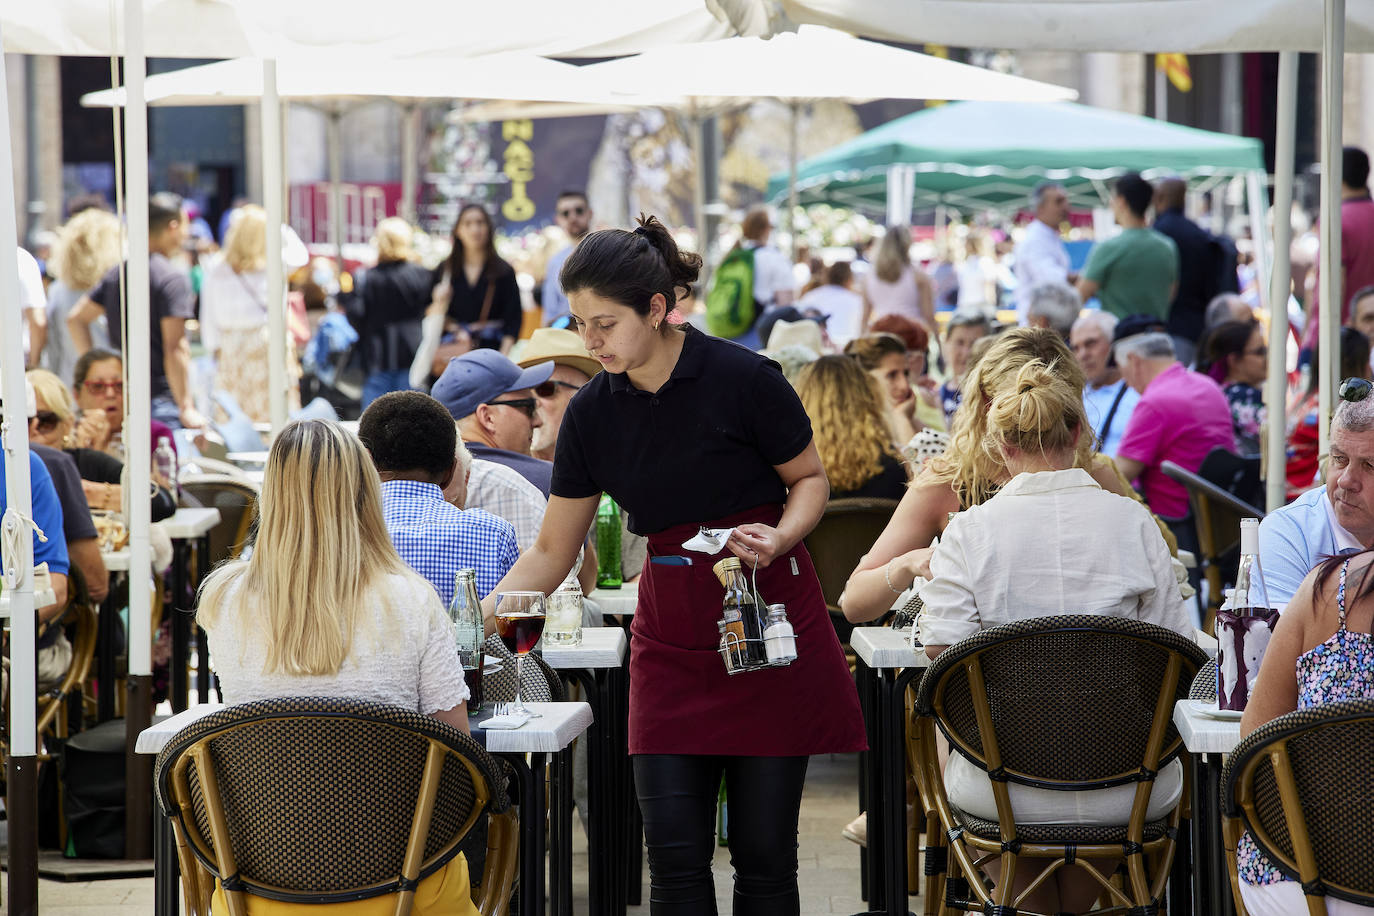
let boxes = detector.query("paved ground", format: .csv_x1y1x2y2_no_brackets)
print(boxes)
25,751,900,914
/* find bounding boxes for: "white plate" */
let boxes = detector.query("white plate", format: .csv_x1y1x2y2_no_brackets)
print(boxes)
1196,704,1245,721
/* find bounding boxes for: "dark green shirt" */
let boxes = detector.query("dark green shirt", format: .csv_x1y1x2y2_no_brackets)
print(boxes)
1082,227,1179,320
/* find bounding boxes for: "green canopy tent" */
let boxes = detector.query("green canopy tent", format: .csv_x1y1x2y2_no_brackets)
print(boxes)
766,100,1266,217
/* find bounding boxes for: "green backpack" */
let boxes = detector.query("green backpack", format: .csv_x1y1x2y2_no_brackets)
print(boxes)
706,246,758,339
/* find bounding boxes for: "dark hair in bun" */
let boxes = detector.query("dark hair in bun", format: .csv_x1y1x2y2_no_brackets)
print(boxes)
559,214,702,329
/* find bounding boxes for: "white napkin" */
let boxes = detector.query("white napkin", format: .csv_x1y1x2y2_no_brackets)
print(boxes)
683,526,734,554
478,712,530,730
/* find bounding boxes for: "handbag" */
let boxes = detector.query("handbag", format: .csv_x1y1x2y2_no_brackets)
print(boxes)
429,272,498,377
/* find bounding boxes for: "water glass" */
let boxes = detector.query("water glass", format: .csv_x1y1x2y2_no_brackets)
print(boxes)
545,589,584,646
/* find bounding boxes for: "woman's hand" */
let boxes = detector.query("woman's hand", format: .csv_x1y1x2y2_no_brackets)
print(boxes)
427,279,452,318
72,409,110,450
82,480,120,511
728,523,787,568
892,546,935,584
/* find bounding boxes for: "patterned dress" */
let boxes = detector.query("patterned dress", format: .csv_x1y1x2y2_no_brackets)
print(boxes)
1237,559,1374,885
1223,382,1266,458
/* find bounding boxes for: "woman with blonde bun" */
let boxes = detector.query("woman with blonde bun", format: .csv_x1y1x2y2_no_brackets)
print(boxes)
916,356,1191,916
841,327,1177,625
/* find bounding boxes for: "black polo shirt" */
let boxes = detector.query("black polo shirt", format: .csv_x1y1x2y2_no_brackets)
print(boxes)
550,326,813,535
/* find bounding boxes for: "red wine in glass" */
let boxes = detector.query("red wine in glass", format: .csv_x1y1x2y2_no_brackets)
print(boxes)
496,612,546,654
494,592,546,718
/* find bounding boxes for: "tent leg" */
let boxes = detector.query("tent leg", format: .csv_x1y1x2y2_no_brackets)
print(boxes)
788,100,800,262
1318,0,1345,453
328,111,344,270
7,757,38,916
401,103,420,226
1267,52,1299,511
124,675,154,859
262,60,288,434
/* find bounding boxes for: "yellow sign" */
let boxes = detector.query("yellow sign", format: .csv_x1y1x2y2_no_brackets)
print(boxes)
1155,53,1193,93
501,120,536,222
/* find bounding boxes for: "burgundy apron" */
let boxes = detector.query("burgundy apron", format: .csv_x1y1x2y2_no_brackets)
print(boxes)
631,504,867,757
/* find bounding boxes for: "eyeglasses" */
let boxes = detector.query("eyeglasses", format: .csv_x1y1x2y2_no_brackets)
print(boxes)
33,411,61,434
1340,377,1373,403
534,380,583,398
486,397,538,417
82,380,123,396
558,205,586,218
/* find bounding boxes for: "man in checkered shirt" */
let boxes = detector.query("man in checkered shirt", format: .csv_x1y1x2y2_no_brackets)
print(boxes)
359,391,518,604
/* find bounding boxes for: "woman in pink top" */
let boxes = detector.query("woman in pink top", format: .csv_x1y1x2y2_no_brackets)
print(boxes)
861,226,936,332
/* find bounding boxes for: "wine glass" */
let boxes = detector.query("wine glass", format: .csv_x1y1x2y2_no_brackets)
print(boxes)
494,591,546,718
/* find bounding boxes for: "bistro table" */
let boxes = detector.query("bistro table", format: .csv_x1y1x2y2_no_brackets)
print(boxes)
588,582,638,617
541,628,631,916
1172,698,1242,916
160,507,222,711
137,701,591,916
851,626,931,915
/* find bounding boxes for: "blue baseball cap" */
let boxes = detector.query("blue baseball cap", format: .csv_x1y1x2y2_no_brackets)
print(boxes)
431,349,555,420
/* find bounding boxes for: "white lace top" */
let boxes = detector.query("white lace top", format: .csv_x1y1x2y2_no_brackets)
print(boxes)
204,571,469,715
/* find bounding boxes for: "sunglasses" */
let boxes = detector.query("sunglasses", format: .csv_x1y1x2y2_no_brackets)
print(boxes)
33,410,61,434
558,205,586,218
534,380,583,398
486,397,538,418
82,380,123,396
1340,377,1373,403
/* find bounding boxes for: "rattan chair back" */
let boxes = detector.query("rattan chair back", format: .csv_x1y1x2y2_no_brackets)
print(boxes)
1223,698,1374,911
178,475,259,565
802,497,900,614
1161,459,1264,630
481,634,562,704
1190,656,1219,701
154,697,508,915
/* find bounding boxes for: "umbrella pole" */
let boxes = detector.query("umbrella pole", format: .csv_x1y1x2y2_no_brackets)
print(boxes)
122,0,155,861
329,111,344,271
0,21,40,916
1318,0,1345,453
788,101,800,262
692,112,707,243
1267,52,1299,511
263,60,288,435
401,103,420,226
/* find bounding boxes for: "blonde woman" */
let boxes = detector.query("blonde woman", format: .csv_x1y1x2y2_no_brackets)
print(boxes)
42,208,122,383
920,357,1190,914
198,419,477,914
841,327,1176,624
199,205,303,422
860,225,936,332
797,355,910,500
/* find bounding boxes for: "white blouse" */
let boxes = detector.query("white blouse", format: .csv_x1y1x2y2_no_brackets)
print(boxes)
205,571,469,715
919,468,1192,648
198,258,269,353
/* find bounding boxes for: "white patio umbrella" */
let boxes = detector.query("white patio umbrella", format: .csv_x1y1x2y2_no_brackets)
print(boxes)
461,25,1077,248
710,0,1356,510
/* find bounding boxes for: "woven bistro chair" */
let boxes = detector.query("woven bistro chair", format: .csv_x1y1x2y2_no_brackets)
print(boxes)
481,634,564,705
1190,656,1219,701
154,697,517,916
914,615,1208,915
1222,698,1374,916
178,474,260,565
802,497,900,665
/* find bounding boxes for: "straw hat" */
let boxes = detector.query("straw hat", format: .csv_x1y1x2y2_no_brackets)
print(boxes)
516,327,602,379
764,318,825,355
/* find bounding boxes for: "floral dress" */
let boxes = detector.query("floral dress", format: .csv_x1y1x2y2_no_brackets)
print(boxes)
1223,382,1266,458
1237,559,1374,886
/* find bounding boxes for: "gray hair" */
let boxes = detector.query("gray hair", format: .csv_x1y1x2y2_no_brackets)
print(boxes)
1113,331,1176,364
1031,181,1064,209
1204,293,1251,330
1026,282,1082,337
1334,396,1374,434
454,433,472,478
1071,310,1118,339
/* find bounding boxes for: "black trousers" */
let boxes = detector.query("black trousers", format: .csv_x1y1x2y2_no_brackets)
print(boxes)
633,753,810,915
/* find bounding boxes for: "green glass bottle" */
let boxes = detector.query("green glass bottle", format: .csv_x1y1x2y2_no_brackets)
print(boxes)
595,493,623,589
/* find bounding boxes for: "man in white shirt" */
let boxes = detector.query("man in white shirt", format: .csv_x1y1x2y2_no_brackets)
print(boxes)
18,247,47,368
733,208,796,349
1013,182,1073,325
1070,310,1139,458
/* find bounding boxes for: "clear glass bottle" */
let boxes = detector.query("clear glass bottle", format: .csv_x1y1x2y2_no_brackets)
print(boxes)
596,494,623,588
154,435,178,496
763,603,797,664
1217,518,1277,712
545,574,584,646
718,619,745,675
1230,518,1270,614
450,569,485,707
712,557,767,666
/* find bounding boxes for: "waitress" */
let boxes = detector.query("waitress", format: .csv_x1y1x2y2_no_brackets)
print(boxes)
486,216,864,913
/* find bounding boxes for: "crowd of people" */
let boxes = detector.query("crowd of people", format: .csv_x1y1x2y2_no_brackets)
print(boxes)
12,146,1374,913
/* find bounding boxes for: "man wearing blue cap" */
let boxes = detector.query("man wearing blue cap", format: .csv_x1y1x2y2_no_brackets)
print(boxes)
432,349,556,496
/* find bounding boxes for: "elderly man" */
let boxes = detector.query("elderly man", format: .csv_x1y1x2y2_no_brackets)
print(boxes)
1013,182,1073,325
1026,281,1081,341
516,327,600,463
1111,320,1235,524
1205,293,1254,332
1070,311,1139,458
433,349,555,496
1260,390,1374,605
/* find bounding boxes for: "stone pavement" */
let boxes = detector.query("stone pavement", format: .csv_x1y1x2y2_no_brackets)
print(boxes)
30,751,901,914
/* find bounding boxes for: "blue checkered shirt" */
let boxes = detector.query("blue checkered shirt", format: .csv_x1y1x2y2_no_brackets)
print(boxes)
380,479,519,606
